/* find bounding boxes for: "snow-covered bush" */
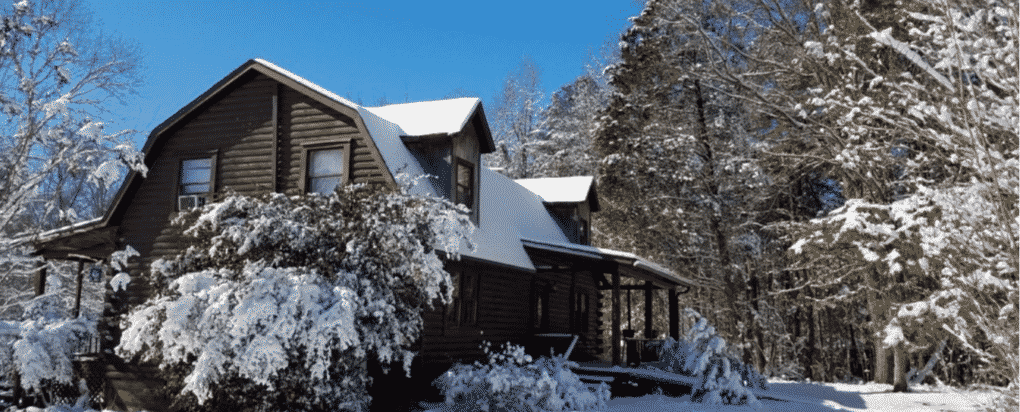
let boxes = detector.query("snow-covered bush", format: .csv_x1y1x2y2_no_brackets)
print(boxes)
116,182,473,412
434,341,610,412
0,294,97,406
656,309,765,409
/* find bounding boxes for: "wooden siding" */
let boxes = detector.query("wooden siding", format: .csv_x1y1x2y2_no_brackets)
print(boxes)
116,73,276,303
418,261,603,367
277,85,386,195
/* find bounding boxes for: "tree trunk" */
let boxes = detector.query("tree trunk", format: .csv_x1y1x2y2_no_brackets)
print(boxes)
866,267,890,384
892,343,908,391
805,297,817,381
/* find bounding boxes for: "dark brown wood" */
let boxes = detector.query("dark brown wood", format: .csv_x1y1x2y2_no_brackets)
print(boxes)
612,270,621,366
34,261,46,296
669,288,680,340
643,281,653,339
271,84,279,192
73,261,84,318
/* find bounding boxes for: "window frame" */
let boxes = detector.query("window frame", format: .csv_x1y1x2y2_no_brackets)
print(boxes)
572,291,590,333
453,157,474,210
444,268,480,333
176,150,218,211
532,282,551,333
300,140,351,195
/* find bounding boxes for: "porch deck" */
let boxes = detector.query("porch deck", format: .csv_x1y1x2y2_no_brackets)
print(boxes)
570,360,697,398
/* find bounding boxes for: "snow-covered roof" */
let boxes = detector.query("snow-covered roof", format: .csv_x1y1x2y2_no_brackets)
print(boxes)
519,238,699,288
514,176,595,204
469,169,572,270
37,59,689,283
252,58,361,110
365,98,481,136
355,97,570,271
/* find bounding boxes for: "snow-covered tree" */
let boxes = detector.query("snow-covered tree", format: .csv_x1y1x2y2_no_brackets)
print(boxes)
656,309,767,408
529,54,613,178
0,0,146,325
116,181,473,411
673,0,1017,391
485,56,544,179
0,0,145,237
593,0,775,368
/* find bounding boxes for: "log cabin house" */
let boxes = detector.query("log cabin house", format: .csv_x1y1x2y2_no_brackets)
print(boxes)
29,59,698,411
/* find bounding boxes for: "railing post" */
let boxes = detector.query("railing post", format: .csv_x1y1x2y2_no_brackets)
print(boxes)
611,270,621,366
33,261,47,296
643,281,653,339
73,261,84,318
669,288,680,340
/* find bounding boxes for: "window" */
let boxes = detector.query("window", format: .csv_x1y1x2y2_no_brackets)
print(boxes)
579,218,590,245
454,158,474,210
572,292,590,333
307,148,345,194
533,283,550,332
179,157,213,210
445,270,478,329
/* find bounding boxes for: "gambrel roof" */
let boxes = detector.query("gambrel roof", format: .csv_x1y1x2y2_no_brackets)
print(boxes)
33,59,696,289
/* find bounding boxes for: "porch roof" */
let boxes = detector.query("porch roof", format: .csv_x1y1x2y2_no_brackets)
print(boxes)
28,218,117,261
520,238,699,290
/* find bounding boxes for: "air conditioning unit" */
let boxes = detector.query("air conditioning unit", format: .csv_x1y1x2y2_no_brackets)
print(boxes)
178,195,206,210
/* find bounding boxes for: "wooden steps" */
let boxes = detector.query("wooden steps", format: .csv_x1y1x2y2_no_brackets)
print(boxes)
571,364,694,398
576,373,614,392
102,360,167,412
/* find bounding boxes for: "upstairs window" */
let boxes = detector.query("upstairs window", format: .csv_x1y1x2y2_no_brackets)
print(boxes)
454,158,474,210
179,157,213,210
307,147,346,194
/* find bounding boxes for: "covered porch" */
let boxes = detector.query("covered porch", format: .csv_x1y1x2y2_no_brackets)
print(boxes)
521,238,699,366
29,218,119,319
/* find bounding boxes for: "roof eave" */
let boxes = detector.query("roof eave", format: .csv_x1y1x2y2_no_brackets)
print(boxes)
520,238,698,289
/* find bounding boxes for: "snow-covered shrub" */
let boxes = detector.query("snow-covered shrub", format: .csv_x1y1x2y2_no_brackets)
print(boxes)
656,309,766,409
434,342,609,411
116,182,473,412
0,294,97,406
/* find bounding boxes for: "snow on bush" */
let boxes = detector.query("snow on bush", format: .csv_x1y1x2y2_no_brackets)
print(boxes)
434,341,610,412
0,294,97,402
655,309,766,409
115,182,473,411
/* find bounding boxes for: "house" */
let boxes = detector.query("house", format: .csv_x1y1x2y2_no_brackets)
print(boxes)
31,59,698,411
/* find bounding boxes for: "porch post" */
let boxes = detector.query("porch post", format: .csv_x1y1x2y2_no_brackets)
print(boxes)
643,281,653,339
611,270,621,366
669,288,680,340
72,261,84,318
33,261,46,296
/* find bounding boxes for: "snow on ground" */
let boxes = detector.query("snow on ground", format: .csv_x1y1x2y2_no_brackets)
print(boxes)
605,380,999,412
420,379,999,412
3,379,1001,412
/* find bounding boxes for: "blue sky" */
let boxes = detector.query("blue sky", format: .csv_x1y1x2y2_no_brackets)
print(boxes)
87,1,644,149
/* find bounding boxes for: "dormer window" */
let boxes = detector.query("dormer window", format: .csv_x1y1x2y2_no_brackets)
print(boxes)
179,156,214,210
454,158,474,210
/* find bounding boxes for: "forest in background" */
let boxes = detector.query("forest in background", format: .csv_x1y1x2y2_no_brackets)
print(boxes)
484,0,1017,395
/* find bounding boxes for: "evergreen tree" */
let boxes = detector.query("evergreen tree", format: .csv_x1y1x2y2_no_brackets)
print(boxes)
530,59,612,178
593,0,774,369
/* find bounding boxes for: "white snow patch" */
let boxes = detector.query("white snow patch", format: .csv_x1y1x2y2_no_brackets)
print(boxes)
514,176,595,204
365,98,480,136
